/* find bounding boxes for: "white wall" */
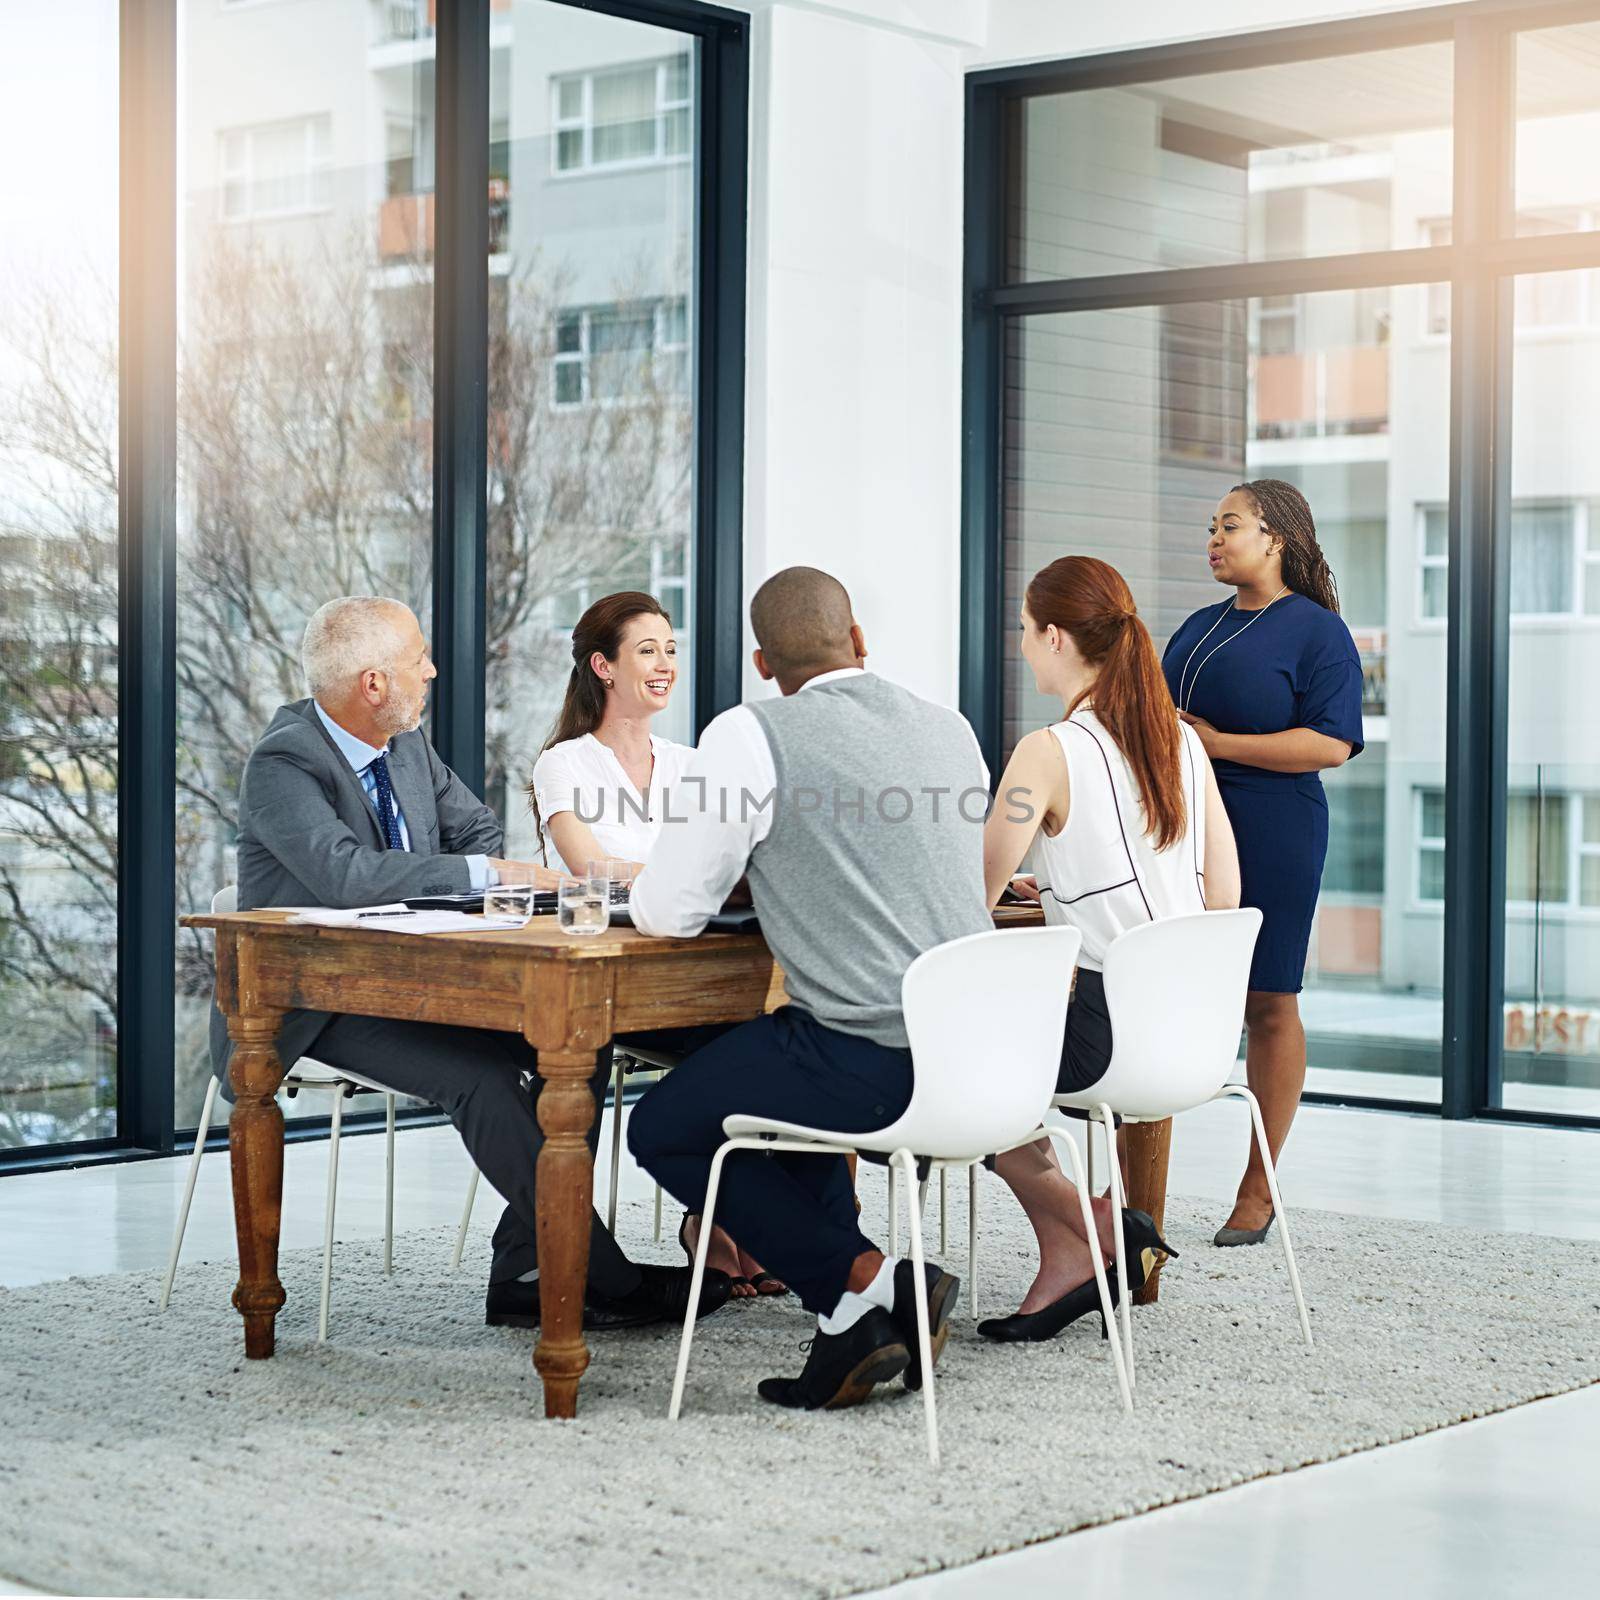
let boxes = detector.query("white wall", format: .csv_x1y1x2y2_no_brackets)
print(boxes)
740,1,974,704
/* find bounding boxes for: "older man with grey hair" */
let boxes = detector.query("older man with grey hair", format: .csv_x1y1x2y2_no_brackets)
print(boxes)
210,595,728,1332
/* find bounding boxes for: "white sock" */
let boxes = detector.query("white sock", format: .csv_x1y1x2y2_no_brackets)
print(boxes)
817,1257,899,1335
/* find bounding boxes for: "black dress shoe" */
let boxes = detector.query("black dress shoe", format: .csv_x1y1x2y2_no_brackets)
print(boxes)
890,1260,960,1392
976,1266,1119,1343
485,1265,732,1331
586,1263,734,1328
756,1307,910,1410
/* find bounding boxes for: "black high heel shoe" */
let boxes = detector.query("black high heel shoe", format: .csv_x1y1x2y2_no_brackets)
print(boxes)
976,1266,1120,1343
1118,1209,1179,1295
678,1214,749,1295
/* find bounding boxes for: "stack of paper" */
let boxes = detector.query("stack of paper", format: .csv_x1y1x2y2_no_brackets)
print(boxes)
288,905,528,935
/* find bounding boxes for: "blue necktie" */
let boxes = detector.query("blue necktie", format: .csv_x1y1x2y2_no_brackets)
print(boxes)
368,753,407,851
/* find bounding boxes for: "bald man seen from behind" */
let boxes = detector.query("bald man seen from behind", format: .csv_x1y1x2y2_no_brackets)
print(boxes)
628,566,993,1417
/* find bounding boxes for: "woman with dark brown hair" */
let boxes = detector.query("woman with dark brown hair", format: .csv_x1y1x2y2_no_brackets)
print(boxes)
528,590,784,1298
528,590,695,876
1162,480,1363,1249
977,555,1242,1341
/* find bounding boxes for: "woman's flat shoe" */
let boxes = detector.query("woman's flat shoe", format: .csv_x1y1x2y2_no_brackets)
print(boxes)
1213,1213,1275,1247
977,1267,1119,1343
1119,1208,1179,1293
749,1271,788,1296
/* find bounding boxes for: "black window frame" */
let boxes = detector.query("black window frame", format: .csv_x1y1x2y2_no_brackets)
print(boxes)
962,0,1600,1132
2,0,748,1175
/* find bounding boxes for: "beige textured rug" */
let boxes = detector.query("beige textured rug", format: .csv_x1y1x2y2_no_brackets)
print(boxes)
3,1186,1597,1600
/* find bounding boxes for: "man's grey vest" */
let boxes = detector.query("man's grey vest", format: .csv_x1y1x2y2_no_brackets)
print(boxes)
744,672,991,1049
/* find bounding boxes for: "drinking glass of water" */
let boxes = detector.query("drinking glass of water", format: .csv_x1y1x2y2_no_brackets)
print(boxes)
558,866,610,936
483,881,534,924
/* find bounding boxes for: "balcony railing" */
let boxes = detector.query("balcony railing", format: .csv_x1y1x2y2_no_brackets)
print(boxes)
1254,347,1389,438
378,180,509,260
377,0,512,44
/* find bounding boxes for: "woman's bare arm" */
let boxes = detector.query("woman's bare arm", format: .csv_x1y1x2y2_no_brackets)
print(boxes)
981,729,1068,910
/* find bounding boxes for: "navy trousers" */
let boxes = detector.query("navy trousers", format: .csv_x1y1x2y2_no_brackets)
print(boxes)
627,1006,914,1314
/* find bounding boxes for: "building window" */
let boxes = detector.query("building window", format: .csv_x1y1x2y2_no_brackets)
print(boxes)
1419,786,1600,908
551,55,691,174
1418,501,1600,620
1416,788,1447,902
1324,782,1386,895
1422,215,1600,333
220,114,333,221
552,298,689,406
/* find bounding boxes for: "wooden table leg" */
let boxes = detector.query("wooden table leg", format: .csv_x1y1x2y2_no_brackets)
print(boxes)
527,963,614,1419
1123,1118,1172,1306
226,1005,288,1358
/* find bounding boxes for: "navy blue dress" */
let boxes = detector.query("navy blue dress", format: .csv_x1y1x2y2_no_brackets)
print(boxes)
1162,592,1364,994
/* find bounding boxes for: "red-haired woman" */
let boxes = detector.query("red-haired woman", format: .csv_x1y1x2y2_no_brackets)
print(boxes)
978,556,1242,1341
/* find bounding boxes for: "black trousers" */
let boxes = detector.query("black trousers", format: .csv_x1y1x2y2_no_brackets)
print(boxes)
307,1014,639,1297
627,1006,915,1315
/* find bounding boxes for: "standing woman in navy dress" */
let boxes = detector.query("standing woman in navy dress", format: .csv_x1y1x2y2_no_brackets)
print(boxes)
1162,479,1364,1247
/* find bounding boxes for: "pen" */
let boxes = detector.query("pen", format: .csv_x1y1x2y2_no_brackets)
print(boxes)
357,909,416,919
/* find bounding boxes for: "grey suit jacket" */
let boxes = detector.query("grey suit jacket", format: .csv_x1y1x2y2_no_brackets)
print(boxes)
208,698,504,1084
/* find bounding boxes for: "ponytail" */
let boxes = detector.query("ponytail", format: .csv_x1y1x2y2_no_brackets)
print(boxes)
1026,557,1186,851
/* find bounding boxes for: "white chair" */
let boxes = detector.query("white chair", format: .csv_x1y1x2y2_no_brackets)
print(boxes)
978,908,1312,1408
668,926,1109,1465
162,886,439,1341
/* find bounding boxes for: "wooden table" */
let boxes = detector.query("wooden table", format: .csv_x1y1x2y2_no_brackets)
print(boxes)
186,908,1171,1419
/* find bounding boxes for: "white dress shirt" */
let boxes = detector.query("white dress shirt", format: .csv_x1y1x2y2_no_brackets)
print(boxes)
313,700,490,890
530,732,697,872
629,668,864,938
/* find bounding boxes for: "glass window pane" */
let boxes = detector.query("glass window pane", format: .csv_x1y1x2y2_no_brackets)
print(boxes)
1003,284,1448,1102
1418,845,1446,903
488,8,696,858
593,117,657,166
1008,42,1453,281
557,76,583,121
0,1,119,1149
1422,506,1447,558
665,54,690,104
663,105,691,158
1515,21,1600,237
1420,789,1446,839
1505,793,1569,904
1422,564,1448,619
1502,269,1600,1115
174,3,433,1130
556,127,584,171
1581,853,1600,908
1509,503,1574,615
1585,795,1600,844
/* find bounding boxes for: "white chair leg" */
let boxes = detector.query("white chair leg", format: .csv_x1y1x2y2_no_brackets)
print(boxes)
1227,1084,1314,1351
653,1183,664,1243
968,1162,980,1320
319,1089,344,1343
383,1093,396,1277
607,1055,626,1237
917,1173,930,1228
159,1075,218,1312
895,1149,940,1467
939,1166,948,1255
451,1166,480,1272
888,1162,900,1257
1086,1120,1096,1195
1059,1129,1132,1412
668,1140,738,1421
1097,1103,1134,1390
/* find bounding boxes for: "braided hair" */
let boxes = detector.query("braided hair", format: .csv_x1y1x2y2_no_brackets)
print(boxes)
1232,478,1340,614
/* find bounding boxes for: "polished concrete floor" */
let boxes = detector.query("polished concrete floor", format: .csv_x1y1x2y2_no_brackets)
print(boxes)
2,1098,1597,1597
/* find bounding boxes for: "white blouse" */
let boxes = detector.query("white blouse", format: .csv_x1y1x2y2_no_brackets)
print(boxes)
530,732,697,872
1034,708,1209,972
